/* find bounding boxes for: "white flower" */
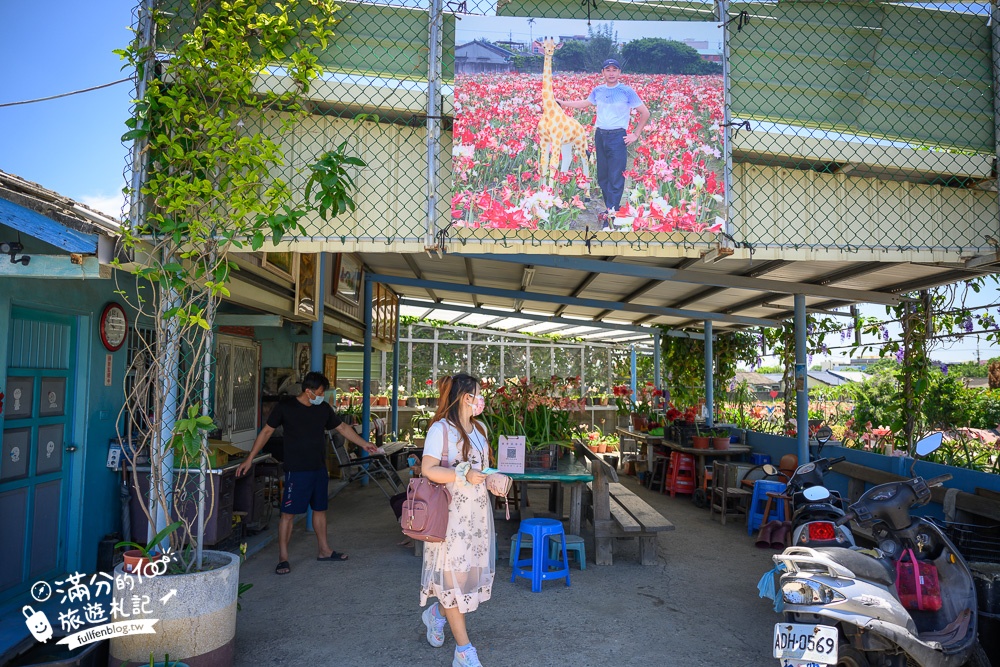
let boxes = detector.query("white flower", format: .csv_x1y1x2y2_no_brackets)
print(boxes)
691,174,706,189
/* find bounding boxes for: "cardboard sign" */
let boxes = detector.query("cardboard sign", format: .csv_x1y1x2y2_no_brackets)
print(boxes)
497,435,525,474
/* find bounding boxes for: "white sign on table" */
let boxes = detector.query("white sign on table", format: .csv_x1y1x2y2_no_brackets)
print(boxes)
497,435,525,474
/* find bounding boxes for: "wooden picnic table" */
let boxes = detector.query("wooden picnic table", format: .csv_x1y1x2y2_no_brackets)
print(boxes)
506,454,593,536
617,427,751,489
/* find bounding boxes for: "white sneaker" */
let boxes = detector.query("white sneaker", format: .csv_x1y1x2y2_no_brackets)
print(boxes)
453,646,483,667
422,603,446,648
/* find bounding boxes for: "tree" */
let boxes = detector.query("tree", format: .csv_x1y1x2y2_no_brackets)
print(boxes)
553,40,588,72
584,23,619,72
116,0,362,572
621,38,720,75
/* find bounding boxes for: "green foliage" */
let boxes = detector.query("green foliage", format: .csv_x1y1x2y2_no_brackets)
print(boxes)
115,0,359,572
971,389,1000,429
923,373,975,429
659,329,760,417
620,38,721,75
849,371,901,430
580,23,620,72
511,53,543,73
115,521,184,559
552,40,588,72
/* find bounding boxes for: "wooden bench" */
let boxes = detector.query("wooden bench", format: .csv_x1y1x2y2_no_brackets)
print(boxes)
577,442,675,565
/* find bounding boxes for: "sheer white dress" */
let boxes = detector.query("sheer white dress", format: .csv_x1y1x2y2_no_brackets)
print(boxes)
419,420,496,613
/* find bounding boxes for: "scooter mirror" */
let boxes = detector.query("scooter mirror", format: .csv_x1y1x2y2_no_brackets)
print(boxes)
914,432,943,457
815,425,833,444
762,464,779,476
802,486,831,502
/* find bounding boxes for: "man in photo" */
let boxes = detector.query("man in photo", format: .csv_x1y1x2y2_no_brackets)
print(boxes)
558,58,650,228
237,371,377,574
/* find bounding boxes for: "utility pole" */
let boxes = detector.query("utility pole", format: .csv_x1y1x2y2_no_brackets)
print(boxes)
528,18,535,52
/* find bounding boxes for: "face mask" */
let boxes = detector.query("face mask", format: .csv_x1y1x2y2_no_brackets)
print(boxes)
470,395,485,416
309,392,325,406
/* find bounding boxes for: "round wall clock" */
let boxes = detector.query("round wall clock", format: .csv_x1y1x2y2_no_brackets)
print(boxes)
100,302,128,352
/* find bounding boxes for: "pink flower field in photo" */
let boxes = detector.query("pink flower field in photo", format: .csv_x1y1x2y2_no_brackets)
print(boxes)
451,72,726,233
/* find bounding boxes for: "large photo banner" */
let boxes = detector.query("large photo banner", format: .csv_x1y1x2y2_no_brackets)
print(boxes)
450,18,726,235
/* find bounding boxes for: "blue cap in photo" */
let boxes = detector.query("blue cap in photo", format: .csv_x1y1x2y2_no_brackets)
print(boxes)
601,58,622,70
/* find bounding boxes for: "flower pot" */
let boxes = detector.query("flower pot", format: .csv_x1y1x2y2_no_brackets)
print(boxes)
691,436,710,450
110,550,239,667
711,437,730,450
397,399,407,407
406,397,417,408
588,444,600,453
596,443,607,454
599,398,609,406
122,549,151,576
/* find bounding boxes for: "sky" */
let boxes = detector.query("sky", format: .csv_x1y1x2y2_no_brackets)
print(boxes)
1,1,997,364
0,1,136,216
456,16,722,51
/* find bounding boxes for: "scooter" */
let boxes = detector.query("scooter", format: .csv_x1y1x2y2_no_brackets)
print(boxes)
782,426,855,549
770,433,989,667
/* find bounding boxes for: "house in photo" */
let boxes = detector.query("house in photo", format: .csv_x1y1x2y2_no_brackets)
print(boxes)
455,40,515,74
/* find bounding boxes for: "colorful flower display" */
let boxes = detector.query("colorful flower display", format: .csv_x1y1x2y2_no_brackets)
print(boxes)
451,72,725,233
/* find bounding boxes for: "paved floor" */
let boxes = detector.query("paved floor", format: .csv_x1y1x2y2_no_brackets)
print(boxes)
234,474,782,667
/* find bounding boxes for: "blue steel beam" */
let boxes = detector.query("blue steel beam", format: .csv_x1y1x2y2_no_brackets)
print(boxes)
454,253,904,306
375,275,777,328
794,294,809,465
704,320,714,427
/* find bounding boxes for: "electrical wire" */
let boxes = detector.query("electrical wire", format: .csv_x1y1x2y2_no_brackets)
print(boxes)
0,78,132,109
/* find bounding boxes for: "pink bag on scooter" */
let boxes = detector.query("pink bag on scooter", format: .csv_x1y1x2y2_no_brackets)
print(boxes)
896,548,942,612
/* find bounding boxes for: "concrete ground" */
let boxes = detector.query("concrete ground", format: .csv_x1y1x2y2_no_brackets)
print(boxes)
234,475,782,667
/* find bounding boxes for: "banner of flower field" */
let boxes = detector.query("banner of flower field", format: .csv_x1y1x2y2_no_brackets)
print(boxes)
450,18,726,237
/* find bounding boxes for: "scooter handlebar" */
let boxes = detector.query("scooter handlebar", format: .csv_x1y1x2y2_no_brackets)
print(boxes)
835,510,856,527
923,474,952,487
829,456,847,466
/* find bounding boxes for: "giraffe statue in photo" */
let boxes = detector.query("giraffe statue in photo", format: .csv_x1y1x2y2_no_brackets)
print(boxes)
537,37,591,198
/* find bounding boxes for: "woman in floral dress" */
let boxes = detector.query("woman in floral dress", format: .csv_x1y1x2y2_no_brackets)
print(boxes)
419,373,495,667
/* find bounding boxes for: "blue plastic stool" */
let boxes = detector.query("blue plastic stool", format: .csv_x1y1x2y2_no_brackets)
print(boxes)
510,518,571,592
548,534,586,570
750,453,772,466
747,480,787,535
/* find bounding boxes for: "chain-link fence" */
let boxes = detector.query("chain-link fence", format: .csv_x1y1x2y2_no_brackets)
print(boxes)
137,0,998,256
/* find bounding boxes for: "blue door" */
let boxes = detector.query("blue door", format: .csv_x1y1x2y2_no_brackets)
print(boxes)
0,307,76,603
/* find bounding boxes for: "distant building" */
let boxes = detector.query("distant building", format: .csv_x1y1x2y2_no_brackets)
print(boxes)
455,40,515,74
833,357,884,372
683,37,723,63
495,40,527,53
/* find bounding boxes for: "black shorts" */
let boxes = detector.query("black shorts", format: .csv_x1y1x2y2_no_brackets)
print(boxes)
281,469,329,514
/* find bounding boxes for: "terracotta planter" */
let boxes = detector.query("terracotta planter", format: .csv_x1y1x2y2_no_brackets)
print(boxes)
374,396,389,407
588,443,600,453
397,399,407,407
711,437,730,450
596,442,608,453
122,549,154,576
691,436,710,450
630,414,648,431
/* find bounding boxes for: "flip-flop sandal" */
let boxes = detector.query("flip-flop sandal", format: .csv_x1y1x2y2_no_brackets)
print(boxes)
275,561,291,575
317,551,348,561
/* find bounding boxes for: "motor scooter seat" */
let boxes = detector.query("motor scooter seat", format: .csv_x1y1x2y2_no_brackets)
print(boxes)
815,547,895,587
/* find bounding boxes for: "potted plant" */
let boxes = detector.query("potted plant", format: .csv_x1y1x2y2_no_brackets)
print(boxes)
691,422,711,449
708,427,731,450
115,521,183,576
405,394,418,408
112,3,356,664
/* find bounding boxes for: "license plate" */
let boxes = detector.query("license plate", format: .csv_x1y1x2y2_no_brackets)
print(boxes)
773,623,839,665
